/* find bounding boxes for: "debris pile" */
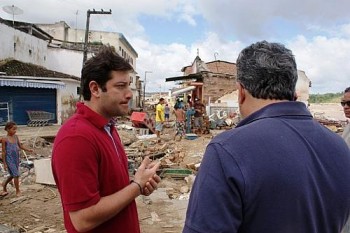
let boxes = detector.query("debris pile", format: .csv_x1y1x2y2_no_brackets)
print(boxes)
313,112,348,133
208,110,240,129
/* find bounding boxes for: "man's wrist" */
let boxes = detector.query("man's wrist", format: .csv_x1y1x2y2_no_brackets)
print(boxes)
130,180,143,195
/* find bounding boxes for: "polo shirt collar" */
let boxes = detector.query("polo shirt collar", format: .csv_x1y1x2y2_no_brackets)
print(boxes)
76,102,110,129
237,101,312,128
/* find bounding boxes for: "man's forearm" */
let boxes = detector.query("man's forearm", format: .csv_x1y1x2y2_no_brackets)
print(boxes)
69,182,141,232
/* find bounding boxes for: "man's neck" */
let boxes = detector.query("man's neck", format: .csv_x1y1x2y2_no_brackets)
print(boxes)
242,98,288,118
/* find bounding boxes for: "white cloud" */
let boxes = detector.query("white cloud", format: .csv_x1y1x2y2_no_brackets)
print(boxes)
177,2,197,26
289,32,350,93
197,0,350,39
131,37,192,92
133,32,245,92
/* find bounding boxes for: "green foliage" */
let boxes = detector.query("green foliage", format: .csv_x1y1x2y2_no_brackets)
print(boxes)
309,92,343,103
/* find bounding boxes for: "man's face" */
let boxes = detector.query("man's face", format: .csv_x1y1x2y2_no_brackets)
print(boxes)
98,70,132,118
342,92,350,119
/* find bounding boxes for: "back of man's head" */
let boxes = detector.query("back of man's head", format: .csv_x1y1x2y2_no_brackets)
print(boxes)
236,41,298,101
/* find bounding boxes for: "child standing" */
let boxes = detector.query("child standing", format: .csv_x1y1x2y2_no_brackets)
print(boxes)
1,122,33,197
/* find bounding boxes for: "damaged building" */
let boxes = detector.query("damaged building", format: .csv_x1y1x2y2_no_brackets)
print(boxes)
166,55,311,110
166,56,237,105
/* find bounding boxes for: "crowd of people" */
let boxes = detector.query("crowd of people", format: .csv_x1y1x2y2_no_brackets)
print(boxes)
0,41,350,233
154,96,208,142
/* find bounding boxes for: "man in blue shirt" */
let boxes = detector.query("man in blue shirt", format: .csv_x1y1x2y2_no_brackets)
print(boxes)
183,41,350,233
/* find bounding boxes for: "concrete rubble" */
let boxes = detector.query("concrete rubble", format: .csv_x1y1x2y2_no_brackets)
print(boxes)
0,122,210,232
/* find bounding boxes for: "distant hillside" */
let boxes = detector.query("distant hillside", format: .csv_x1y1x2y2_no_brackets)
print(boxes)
309,92,343,103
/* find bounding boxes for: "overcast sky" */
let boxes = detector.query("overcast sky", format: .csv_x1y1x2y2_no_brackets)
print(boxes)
1,0,350,94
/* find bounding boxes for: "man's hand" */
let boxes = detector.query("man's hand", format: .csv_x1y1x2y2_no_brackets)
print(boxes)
143,174,161,196
134,157,161,195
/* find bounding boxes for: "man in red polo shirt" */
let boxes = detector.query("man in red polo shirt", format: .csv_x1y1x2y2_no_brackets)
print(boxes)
52,46,160,233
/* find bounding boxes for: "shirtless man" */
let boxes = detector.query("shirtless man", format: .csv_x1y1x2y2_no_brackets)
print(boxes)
174,105,186,141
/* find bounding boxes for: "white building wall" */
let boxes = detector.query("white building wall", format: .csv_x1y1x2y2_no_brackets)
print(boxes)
37,22,68,41
0,23,48,65
46,47,83,77
57,79,80,125
0,23,16,59
296,70,311,106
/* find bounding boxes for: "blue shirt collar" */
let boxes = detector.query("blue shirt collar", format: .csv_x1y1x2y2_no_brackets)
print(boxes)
237,101,313,128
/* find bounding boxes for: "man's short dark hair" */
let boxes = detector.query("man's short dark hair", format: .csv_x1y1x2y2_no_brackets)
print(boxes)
236,40,298,101
81,45,133,100
345,87,350,93
159,98,165,101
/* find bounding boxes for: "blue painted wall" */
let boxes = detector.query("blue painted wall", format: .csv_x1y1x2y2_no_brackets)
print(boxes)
0,86,57,125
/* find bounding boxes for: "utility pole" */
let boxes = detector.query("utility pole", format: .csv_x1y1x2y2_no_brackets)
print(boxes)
80,8,112,99
82,9,112,64
143,71,152,107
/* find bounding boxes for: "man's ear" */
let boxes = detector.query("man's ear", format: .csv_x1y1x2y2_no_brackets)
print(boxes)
237,82,245,105
89,81,101,98
293,92,298,101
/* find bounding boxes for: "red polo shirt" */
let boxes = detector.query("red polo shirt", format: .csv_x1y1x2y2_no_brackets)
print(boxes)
52,102,140,233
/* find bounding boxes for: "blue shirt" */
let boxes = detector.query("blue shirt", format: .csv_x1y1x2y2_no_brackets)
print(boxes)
184,101,350,233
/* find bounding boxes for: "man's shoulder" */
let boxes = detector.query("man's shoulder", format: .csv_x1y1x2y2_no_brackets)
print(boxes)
56,115,98,140
210,128,242,146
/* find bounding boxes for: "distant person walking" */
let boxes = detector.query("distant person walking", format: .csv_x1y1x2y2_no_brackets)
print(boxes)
1,121,33,197
164,104,170,126
173,105,186,141
155,98,165,143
